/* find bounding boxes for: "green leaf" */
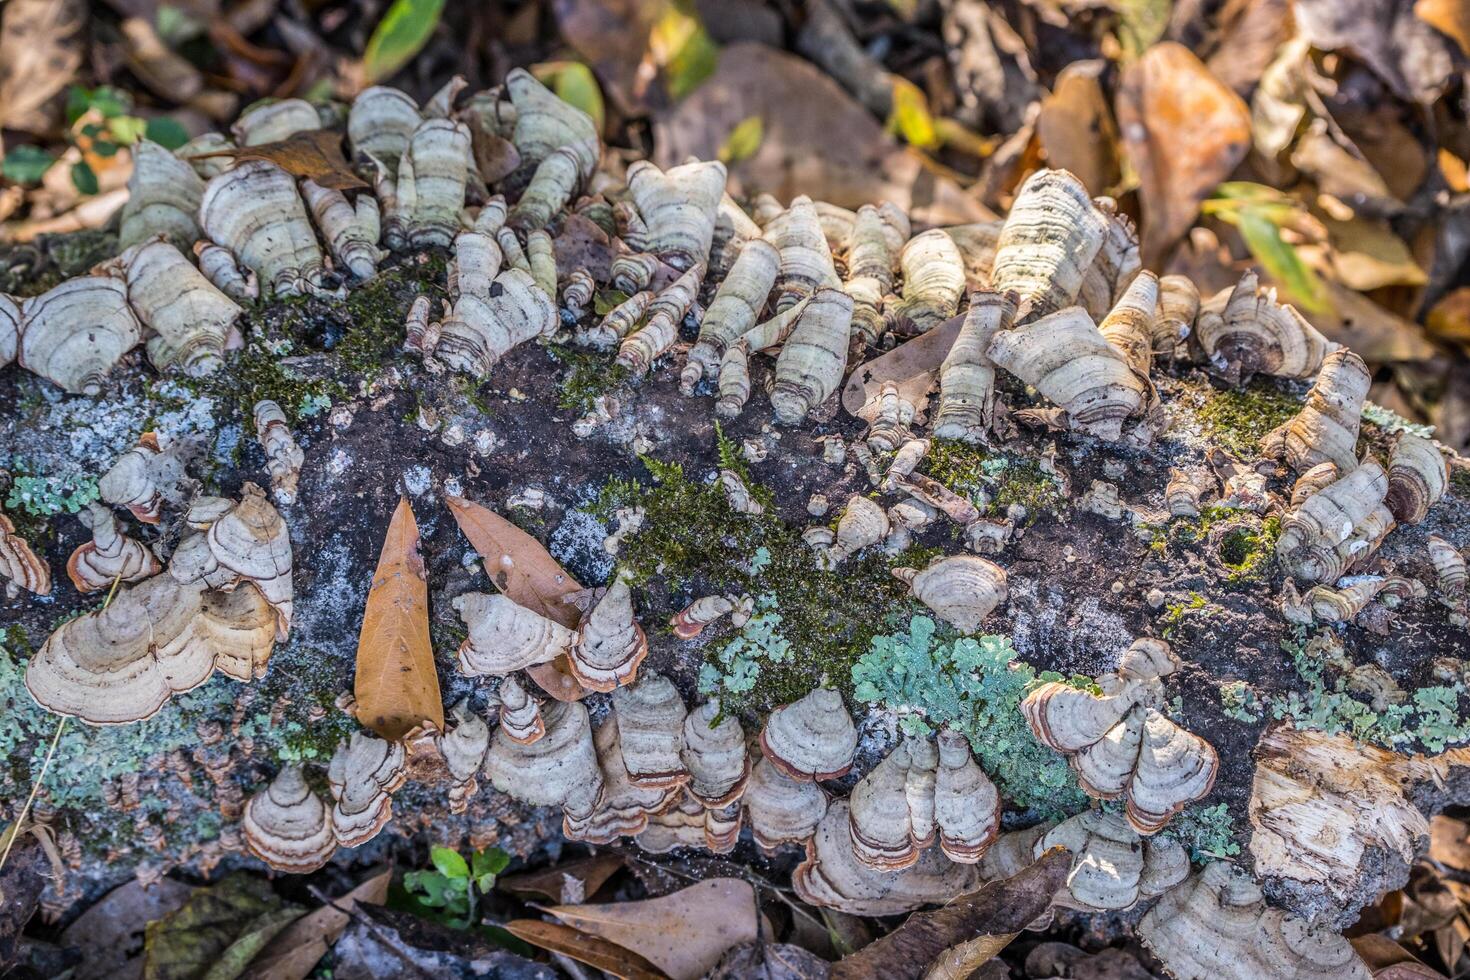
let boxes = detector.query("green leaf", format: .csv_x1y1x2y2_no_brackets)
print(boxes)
2,145,56,184
885,77,939,150
92,140,121,158
70,161,99,195
107,115,149,145
90,86,130,119
652,4,719,100
1114,0,1171,62
362,0,447,84
66,86,92,124
431,845,470,879
531,61,605,133
1236,206,1330,314
145,117,192,150
143,872,303,980
471,847,511,888
718,115,763,164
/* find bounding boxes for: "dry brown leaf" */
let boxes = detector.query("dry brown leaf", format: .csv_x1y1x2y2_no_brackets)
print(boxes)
653,43,992,226
545,878,760,980
1426,288,1470,351
920,934,1015,980
191,130,368,191
444,494,589,702
0,0,86,133
1318,217,1427,291
707,942,831,979
554,213,619,284
498,853,625,904
828,848,1069,980
354,496,444,741
240,870,391,980
1116,42,1252,267
1302,280,1439,364
1417,0,1470,56
504,919,669,980
1295,0,1456,104
1035,61,1119,197
841,313,963,418
1205,0,1295,94
1351,933,1448,979
120,16,204,103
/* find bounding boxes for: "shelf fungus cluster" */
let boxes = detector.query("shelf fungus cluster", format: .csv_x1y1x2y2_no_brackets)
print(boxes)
1022,639,1219,834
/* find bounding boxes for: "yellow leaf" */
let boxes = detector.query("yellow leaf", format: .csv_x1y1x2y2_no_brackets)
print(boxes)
530,60,606,134
353,497,443,740
886,77,939,150
717,115,763,164
649,3,719,100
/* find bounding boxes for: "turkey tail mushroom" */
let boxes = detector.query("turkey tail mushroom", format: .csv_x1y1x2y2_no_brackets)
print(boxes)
18,276,142,395
253,401,305,507
119,238,242,377
932,290,1018,443
1194,271,1336,383
497,675,547,744
301,180,384,281
1154,273,1199,358
484,698,604,825
327,732,406,847
765,195,841,312
1039,809,1188,911
454,592,575,675
1428,536,1466,603
886,229,965,335
65,502,161,592
680,700,749,807
744,755,829,850
398,118,473,247
1385,432,1448,525
1,513,51,597
0,293,17,369
348,86,421,170
933,730,1000,863
626,159,727,271
760,686,858,781
568,574,649,691
986,306,1149,442
199,160,332,298
770,288,853,425
1262,350,1370,473
118,140,205,251
891,555,1007,634
1276,460,1391,584
193,242,258,304
848,740,921,870
843,202,909,343
242,765,336,873
685,239,780,386
609,672,689,788
440,702,491,814
989,168,1107,323
232,98,320,145
435,269,558,378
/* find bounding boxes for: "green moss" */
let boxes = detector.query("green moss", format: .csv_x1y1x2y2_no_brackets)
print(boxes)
1451,466,1470,500
1221,516,1279,583
1159,592,1207,639
548,344,628,414
1196,380,1301,456
335,257,446,377
919,439,1066,525
597,452,914,712
1142,507,1279,586
195,336,345,422
0,230,118,296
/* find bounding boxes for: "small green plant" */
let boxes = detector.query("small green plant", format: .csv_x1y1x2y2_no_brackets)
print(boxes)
401,846,510,930
851,615,1087,819
1159,592,1207,639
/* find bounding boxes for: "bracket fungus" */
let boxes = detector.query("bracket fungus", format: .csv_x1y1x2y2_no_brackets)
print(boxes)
933,729,1001,863
176,483,294,638
118,140,205,251
65,502,161,593
744,755,829,851
0,513,51,597
242,765,337,874
1037,809,1188,911
116,237,243,377
1276,460,1392,584
455,591,575,676
989,168,1107,323
18,275,143,395
1262,349,1370,473
253,400,304,507
794,801,980,916
327,732,407,848
496,674,547,744
680,700,749,807
760,686,858,781
1385,432,1448,525
99,433,184,525
440,702,491,814
568,574,649,691
888,229,965,335
1022,638,1219,833
436,269,558,379
891,554,1008,634
484,699,604,828
200,160,333,299
1195,272,1337,384
609,672,689,788
932,290,1017,442
1139,862,1371,980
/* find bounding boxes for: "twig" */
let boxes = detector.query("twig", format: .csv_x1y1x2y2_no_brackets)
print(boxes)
306,883,437,980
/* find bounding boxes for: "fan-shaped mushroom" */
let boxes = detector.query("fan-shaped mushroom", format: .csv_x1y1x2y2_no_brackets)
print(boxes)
440,701,490,814
496,675,546,744
0,513,51,597
232,98,320,145
828,495,890,565
764,195,841,312
327,732,406,847
197,582,276,681
1021,639,1218,833
25,575,210,724
18,275,142,395
610,672,688,788
192,483,294,638
242,765,336,873
1385,432,1448,525
199,160,332,298
117,238,242,377
301,180,383,281
564,714,673,844
849,739,925,870
887,230,965,335
1261,350,1370,473
989,168,1107,323
1038,809,1188,911
771,288,853,425
118,140,205,251
99,433,186,525
743,755,829,850
435,269,558,379
680,700,749,807
842,202,909,343
349,86,421,170
484,699,604,823
253,401,304,507
65,502,161,592
1139,862,1371,980
455,592,575,676
760,686,858,781
933,291,1017,442
0,293,17,368
624,159,726,272
793,801,981,916
933,730,1001,863
1276,461,1392,584
1194,271,1336,383
891,555,1007,634
568,575,649,692
397,118,472,247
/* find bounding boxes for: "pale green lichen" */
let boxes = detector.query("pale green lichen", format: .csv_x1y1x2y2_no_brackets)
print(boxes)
1218,680,1263,723
850,615,1088,820
1361,401,1434,438
1162,802,1242,861
4,462,100,517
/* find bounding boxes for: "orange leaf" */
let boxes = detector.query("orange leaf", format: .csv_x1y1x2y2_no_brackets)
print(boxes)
444,494,589,702
503,919,669,980
1115,42,1251,267
354,496,443,740
188,129,368,190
